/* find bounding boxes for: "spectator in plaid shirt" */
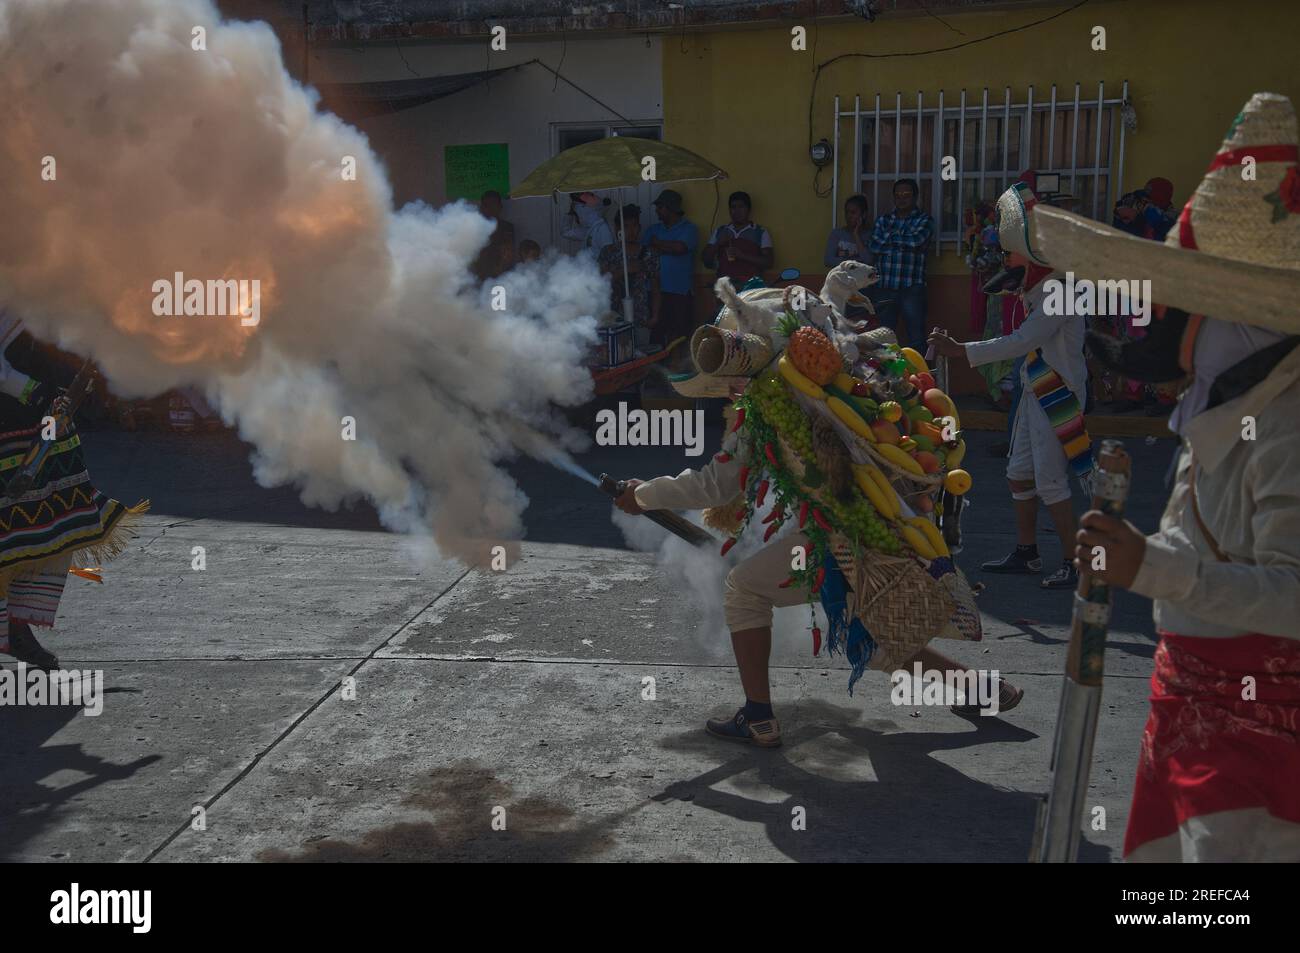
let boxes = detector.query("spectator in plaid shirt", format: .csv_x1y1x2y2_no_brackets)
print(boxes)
867,178,934,348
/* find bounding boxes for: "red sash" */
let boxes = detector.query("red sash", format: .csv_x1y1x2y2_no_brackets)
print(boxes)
1124,631,1300,856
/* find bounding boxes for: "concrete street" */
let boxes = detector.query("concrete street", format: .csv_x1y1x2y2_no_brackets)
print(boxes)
0,415,1174,862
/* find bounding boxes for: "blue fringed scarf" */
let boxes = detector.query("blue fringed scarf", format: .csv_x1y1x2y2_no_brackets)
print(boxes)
817,550,877,695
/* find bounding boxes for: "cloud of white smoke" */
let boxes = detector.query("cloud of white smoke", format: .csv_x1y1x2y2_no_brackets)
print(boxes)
0,0,602,557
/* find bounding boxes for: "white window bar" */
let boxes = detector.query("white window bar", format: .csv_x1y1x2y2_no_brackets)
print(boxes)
1002,86,1011,198
832,94,841,232
1069,81,1081,195
979,87,989,204
1093,80,1105,219
853,93,862,226
872,93,881,219
1116,79,1129,202
934,89,944,251
957,88,966,255
894,91,902,190
1048,83,1057,174
833,83,1129,246
1024,84,1034,174
915,89,923,180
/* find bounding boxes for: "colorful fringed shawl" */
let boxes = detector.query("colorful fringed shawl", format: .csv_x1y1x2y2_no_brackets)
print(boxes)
0,426,147,590
1025,347,1093,476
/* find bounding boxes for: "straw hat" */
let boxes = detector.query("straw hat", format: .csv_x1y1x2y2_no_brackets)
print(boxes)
1033,92,1300,335
689,324,774,377
996,181,1051,266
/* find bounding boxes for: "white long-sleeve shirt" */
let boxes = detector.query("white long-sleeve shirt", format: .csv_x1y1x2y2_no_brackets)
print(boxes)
1130,343,1300,640
633,427,747,511
962,274,1088,401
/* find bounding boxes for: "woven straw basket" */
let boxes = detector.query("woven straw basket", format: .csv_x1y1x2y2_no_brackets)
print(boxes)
771,426,978,667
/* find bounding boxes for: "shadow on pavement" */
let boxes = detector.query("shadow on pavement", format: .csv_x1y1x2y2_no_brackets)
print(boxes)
0,690,162,861
651,699,1112,863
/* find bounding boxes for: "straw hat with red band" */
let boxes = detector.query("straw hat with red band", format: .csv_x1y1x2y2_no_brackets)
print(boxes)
1032,91,1300,335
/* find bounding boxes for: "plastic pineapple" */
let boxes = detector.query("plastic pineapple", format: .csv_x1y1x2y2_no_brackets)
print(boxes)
778,312,843,385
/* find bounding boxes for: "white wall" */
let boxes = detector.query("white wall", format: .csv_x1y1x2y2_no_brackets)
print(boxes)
312,35,664,250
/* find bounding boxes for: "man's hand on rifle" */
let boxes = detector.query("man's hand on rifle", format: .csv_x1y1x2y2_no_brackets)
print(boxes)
927,327,966,359
615,479,645,515
50,394,71,417
1074,511,1146,589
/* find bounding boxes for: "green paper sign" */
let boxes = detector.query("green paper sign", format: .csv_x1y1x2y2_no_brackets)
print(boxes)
444,143,510,202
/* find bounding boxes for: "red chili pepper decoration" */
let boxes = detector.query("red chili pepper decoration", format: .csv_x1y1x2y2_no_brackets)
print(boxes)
812,566,826,592
812,508,833,532
731,407,746,432
764,443,778,467
761,506,783,524
738,466,750,489
778,576,795,589
755,480,769,507
714,452,732,464
798,500,810,528
720,538,737,557
811,626,822,656
763,521,781,542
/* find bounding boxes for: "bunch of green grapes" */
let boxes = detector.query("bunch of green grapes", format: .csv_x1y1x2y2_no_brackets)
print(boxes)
751,380,814,462
828,495,902,555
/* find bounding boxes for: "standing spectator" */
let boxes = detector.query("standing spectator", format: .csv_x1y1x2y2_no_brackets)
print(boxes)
825,194,874,321
517,239,541,264
824,194,873,268
472,190,516,280
598,204,660,335
703,191,773,287
561,192,615,260
867,178,934,348
643,189,699,350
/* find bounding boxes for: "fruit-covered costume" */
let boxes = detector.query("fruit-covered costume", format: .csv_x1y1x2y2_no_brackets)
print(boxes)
964,183,1091,509
1034,92,1300,862
0,309,147,662
639,280,982,692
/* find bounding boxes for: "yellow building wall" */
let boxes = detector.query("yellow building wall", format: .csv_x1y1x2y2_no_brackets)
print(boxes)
662,0,1300,280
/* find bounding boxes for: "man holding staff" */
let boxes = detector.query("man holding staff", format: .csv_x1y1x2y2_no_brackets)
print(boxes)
1034,92,1300,862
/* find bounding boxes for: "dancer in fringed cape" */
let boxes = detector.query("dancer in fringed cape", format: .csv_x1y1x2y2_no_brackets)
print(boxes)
0,309,148,670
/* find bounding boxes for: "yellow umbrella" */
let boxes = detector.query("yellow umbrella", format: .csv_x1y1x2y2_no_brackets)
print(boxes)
512,137,727,328
511,137,726,197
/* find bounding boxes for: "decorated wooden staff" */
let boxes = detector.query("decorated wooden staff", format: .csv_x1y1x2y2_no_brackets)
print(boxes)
1031,439,1131,862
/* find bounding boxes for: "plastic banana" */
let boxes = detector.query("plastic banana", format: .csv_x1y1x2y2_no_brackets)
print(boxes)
900,347,930,375
899,523,938,560
828,396,876,441
833,372,857,393
874,443,925,476
853,465,895,519
945,438,967,468
907,516,949,557
778,355,827,400
864,465,901,519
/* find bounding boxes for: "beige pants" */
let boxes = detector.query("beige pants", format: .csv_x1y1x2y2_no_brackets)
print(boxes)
723,532,815,631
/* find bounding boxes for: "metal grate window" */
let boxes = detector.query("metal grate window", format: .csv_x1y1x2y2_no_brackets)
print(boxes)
832,82,1131,251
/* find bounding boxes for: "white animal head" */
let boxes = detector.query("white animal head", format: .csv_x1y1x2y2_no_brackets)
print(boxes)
824,260,879,305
